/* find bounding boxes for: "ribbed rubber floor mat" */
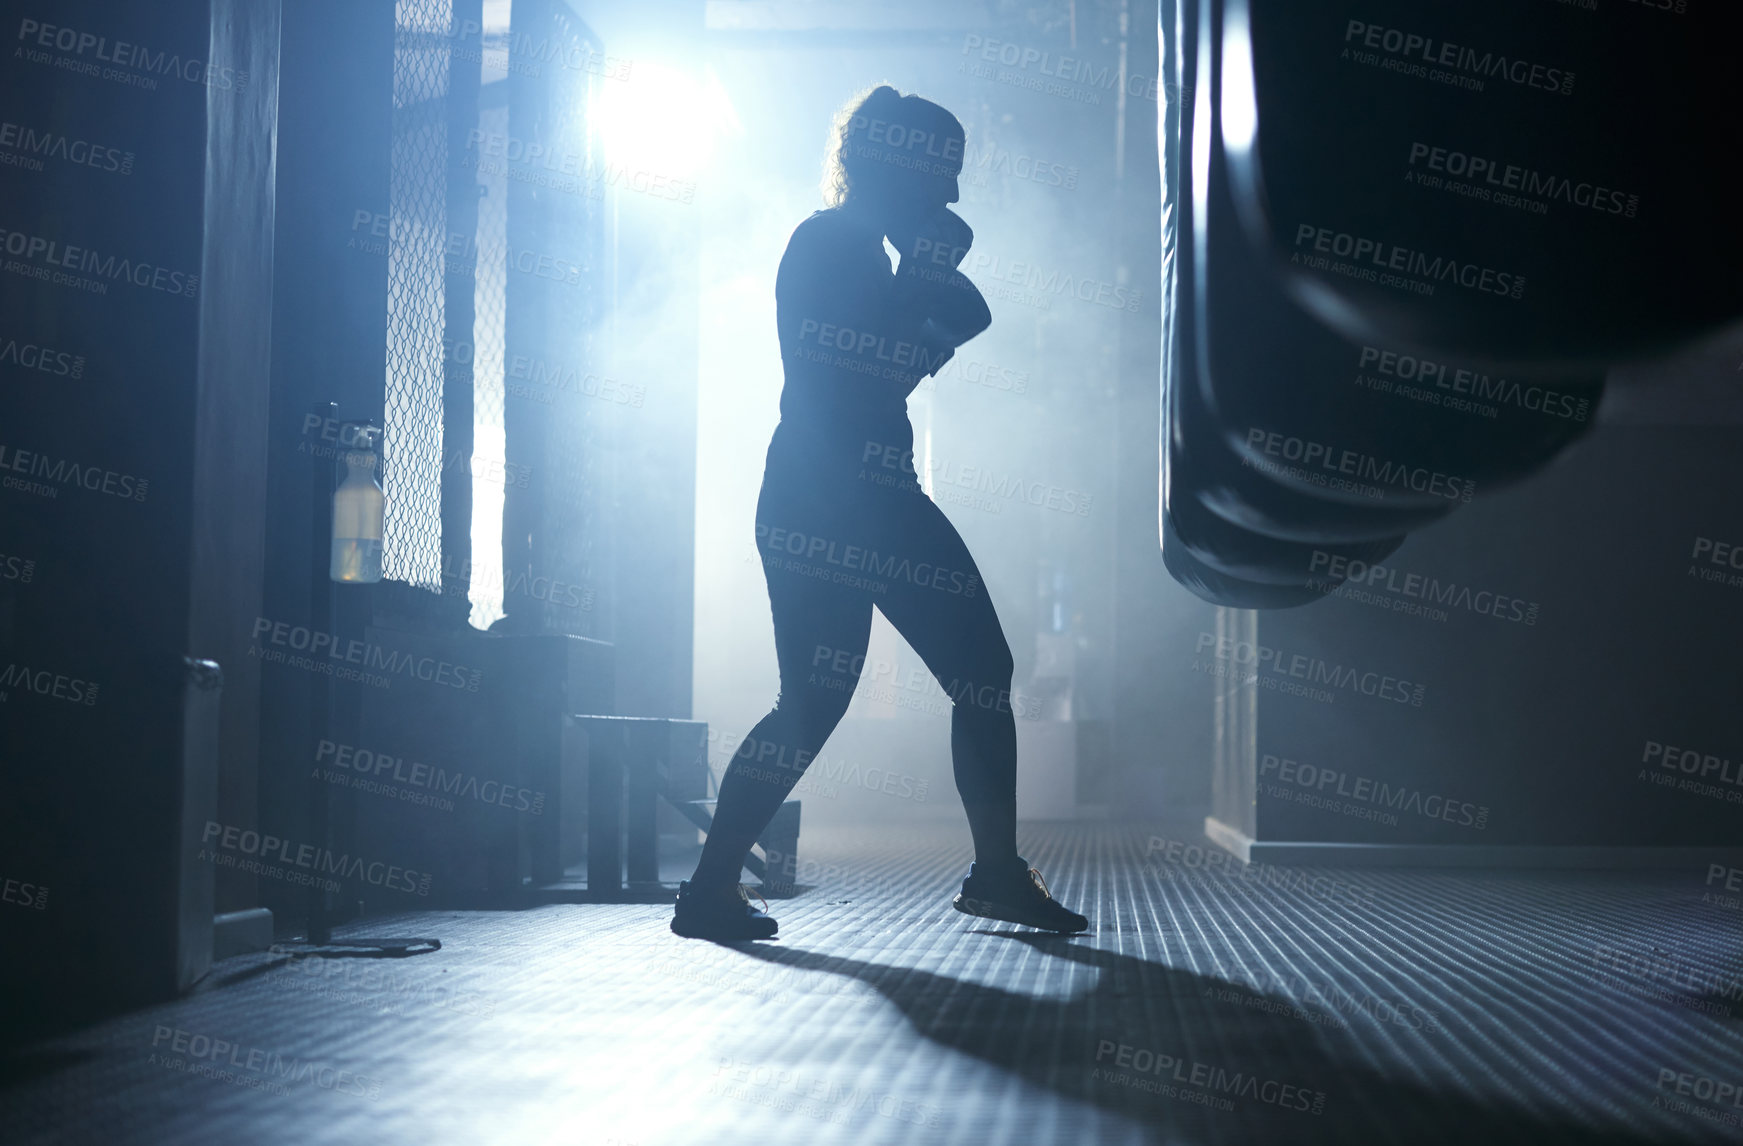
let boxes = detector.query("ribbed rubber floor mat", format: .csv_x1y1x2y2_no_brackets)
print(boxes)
1,822,1738,1145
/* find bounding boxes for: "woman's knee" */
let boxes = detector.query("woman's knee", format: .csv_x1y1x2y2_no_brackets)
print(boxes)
992,637,1015,684
972,634,1015,688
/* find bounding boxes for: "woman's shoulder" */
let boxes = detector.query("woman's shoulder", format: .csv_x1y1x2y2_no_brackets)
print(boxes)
778,209,887,292
788,207,883,251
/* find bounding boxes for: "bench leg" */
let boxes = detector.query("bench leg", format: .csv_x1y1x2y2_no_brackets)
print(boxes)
626,728,660,886
588,731,622,893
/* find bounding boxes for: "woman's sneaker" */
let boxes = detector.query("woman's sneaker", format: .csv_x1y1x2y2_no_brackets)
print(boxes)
953,859,1088,933
671,880,779,940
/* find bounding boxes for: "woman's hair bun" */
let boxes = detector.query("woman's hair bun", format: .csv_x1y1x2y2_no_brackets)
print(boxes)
821,84,964,208
862,84,902,110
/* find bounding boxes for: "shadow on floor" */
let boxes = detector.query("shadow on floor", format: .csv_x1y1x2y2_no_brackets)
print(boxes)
721,930,1704,1146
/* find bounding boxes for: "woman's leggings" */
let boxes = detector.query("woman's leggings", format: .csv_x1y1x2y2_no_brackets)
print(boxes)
691,425,1020,888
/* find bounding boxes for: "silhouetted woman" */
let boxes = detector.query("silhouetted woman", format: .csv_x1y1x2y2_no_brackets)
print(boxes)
672,85,1088,940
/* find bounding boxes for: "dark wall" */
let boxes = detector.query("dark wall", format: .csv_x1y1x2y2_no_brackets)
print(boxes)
0,0,275,1014
1251,423,1743,847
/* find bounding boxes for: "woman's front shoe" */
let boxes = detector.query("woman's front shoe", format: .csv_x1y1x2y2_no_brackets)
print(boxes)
671,880,779,940
953,858,1088,934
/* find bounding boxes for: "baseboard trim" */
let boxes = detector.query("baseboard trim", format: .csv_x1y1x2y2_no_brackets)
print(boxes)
213,908,274,960
1202,818,1743,869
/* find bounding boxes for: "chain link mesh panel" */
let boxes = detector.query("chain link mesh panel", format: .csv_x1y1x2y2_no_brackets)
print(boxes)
382,0,455,591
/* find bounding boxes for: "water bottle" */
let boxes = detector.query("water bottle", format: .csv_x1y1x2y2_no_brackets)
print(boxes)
330,426,384,583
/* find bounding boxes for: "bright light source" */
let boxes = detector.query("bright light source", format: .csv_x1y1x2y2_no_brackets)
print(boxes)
593,63,739,182
1220,4,1258,156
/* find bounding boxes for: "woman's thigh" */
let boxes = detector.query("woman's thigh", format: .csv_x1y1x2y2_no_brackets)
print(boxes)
754,478,879,712
860,492,1014,698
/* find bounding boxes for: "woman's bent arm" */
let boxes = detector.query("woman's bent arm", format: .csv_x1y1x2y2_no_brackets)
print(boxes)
892,209,992,345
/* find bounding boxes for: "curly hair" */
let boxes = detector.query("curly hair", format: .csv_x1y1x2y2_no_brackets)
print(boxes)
821,84,965,208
